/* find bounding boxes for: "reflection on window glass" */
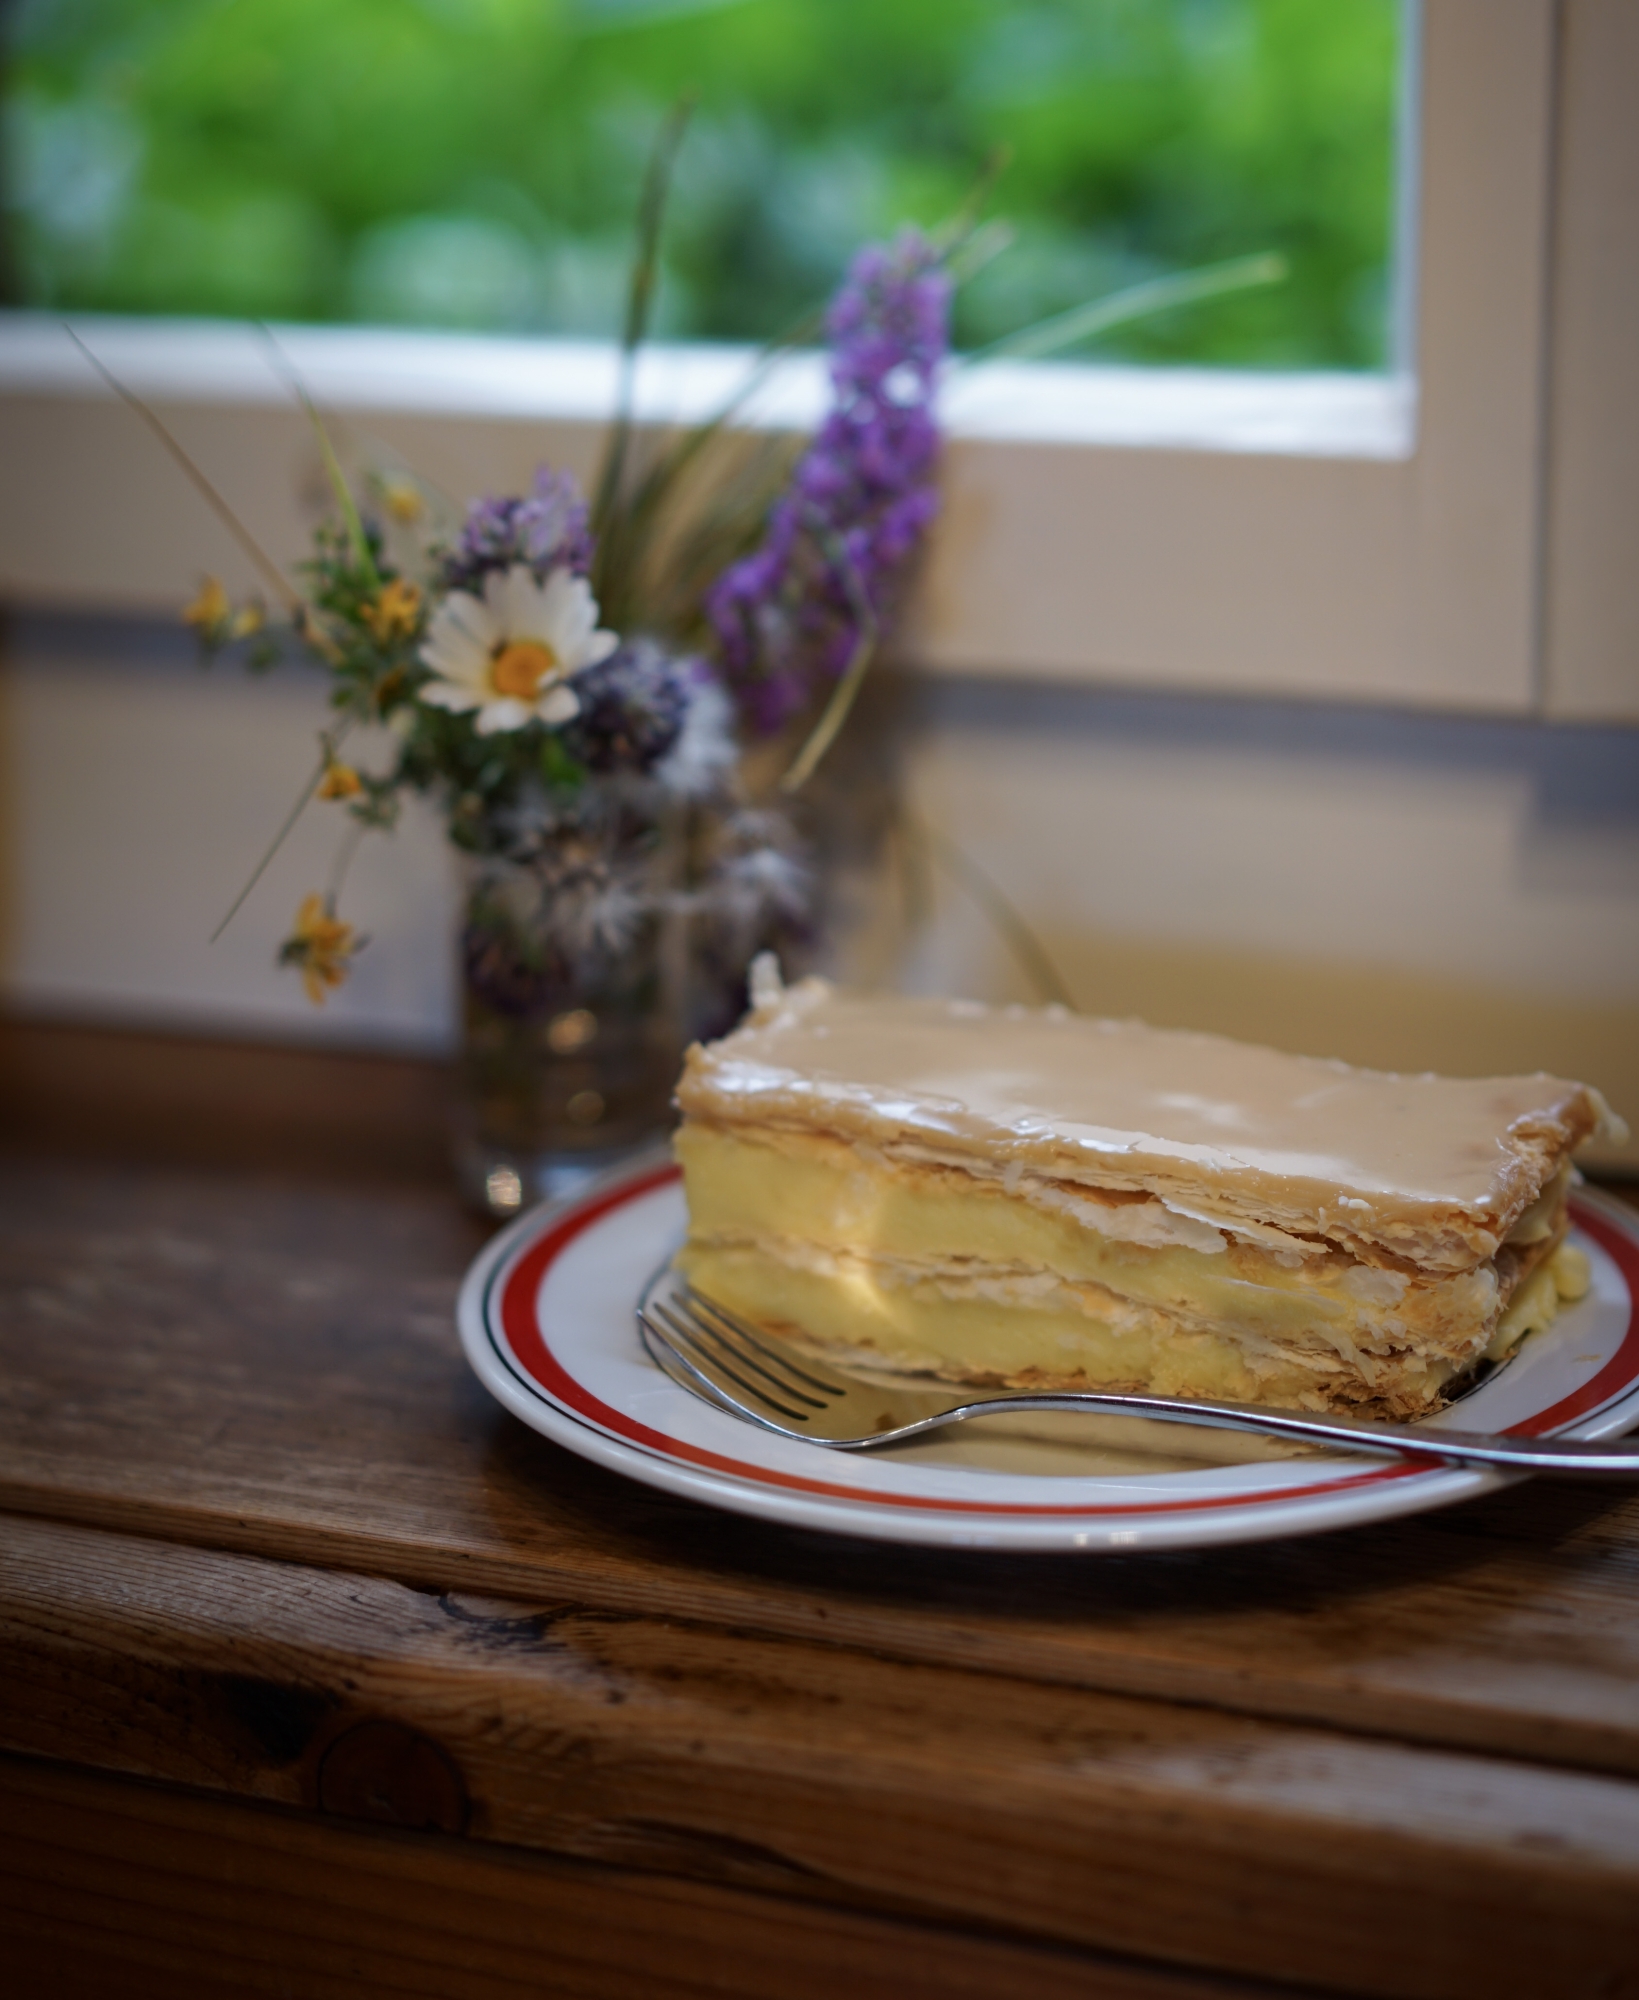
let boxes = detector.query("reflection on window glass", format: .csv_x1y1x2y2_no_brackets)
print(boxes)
2,0,1400,368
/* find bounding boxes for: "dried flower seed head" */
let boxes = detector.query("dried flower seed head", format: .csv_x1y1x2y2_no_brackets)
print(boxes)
561,638,693,777
654,672,739,798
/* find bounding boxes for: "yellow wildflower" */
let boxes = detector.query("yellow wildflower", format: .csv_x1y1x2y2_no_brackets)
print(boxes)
316,761,363,801
185,579,267,648
365,578,423,646
182,576,230,639
379,477,426,526
279,893,361,1006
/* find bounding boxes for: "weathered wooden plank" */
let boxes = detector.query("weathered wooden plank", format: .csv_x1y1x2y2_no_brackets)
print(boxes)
0,1015,455,1183
0,1755,1265,2000
3,1515,1639,2000
3,1140,1639,1783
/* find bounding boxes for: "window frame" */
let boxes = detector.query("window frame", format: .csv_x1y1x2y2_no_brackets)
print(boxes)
1,0,1632,719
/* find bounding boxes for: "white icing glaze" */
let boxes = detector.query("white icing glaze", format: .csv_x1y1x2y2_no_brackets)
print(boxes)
678,979,1617,1264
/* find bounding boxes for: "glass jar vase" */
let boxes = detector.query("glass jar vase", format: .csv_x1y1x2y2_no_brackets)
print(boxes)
452,855,688,1216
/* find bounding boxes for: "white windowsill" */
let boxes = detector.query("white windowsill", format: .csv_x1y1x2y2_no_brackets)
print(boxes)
0,311,1415,462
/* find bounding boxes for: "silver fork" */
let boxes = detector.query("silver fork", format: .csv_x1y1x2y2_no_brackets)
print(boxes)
636,1266,1639,1475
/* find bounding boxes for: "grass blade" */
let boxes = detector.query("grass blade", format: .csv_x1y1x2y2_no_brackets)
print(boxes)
964,251,1288,367
208,743,333,943
590,93,695,557
65,325,305,618
257,326,379,587
779,523,879,796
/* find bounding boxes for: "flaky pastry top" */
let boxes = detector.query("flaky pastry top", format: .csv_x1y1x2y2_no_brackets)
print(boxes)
676,979,1624,1271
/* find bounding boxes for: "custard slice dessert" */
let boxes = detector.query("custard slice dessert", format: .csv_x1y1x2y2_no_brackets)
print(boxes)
672,972,1625,1418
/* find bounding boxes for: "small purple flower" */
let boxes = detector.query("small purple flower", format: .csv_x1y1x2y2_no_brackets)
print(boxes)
561,638,692,776
441,467,595,596
708,230,950,734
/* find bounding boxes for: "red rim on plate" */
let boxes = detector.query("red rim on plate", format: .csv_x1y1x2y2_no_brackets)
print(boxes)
479,1168,1639,1522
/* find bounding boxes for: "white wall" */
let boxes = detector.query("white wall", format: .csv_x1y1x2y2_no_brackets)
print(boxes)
4,610,1636,1165
899,675,1639,1001
0,613,457,1050
891,676,1639,1171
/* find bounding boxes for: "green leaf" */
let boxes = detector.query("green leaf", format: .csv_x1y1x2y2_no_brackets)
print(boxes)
540,731,587,793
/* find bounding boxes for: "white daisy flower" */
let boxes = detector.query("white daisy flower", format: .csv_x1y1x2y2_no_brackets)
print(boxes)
418,564,617,735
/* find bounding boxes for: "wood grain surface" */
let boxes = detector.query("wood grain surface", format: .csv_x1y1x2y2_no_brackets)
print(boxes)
4,1756,1282,2000
4,1019,1639,1999
4,1119,1638,1779
7,1510,1639,1998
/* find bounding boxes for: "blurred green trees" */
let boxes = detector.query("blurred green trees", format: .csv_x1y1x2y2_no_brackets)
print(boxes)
2,0,1400,367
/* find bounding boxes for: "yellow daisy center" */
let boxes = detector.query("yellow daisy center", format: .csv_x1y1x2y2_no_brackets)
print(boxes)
490,639,558,699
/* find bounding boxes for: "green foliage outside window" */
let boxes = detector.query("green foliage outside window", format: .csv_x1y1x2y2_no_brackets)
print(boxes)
3,0,1400,368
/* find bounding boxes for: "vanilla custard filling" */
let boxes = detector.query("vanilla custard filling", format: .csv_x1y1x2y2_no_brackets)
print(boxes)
674,1121,1575,1416
672,977,1620,1418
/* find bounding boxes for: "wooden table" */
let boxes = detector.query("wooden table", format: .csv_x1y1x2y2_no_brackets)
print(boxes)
4,1019,1639,2000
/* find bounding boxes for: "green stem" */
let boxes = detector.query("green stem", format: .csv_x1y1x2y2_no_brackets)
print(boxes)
590,94,695,555
208,726,350,943
777,521,878,796
618,298,824,538
65,326,305,617
943,217,1016,290
960,251,1288,368
257,326,379,587
327,815,369,906
932,145,1012,261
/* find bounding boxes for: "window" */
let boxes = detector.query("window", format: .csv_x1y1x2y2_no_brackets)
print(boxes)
1,0,1634,719
5,0,1399,367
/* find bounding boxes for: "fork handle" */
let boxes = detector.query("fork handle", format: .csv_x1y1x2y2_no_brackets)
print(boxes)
875,1392,1639,1475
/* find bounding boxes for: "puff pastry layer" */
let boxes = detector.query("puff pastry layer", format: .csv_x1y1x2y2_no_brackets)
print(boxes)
674,976,1623,1416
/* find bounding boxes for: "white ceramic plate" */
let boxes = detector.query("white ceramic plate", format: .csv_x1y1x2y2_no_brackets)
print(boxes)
458,1162,1639,1552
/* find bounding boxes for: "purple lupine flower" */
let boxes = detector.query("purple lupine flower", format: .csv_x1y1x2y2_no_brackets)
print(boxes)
561,638,693,776
440,467,595,595
708,230,951,733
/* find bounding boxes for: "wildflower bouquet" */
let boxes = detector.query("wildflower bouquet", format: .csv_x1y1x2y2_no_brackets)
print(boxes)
181,202,953,1205
158,117,1279,1210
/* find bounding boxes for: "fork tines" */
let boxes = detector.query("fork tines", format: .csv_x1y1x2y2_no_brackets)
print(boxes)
644,1285,845,1424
